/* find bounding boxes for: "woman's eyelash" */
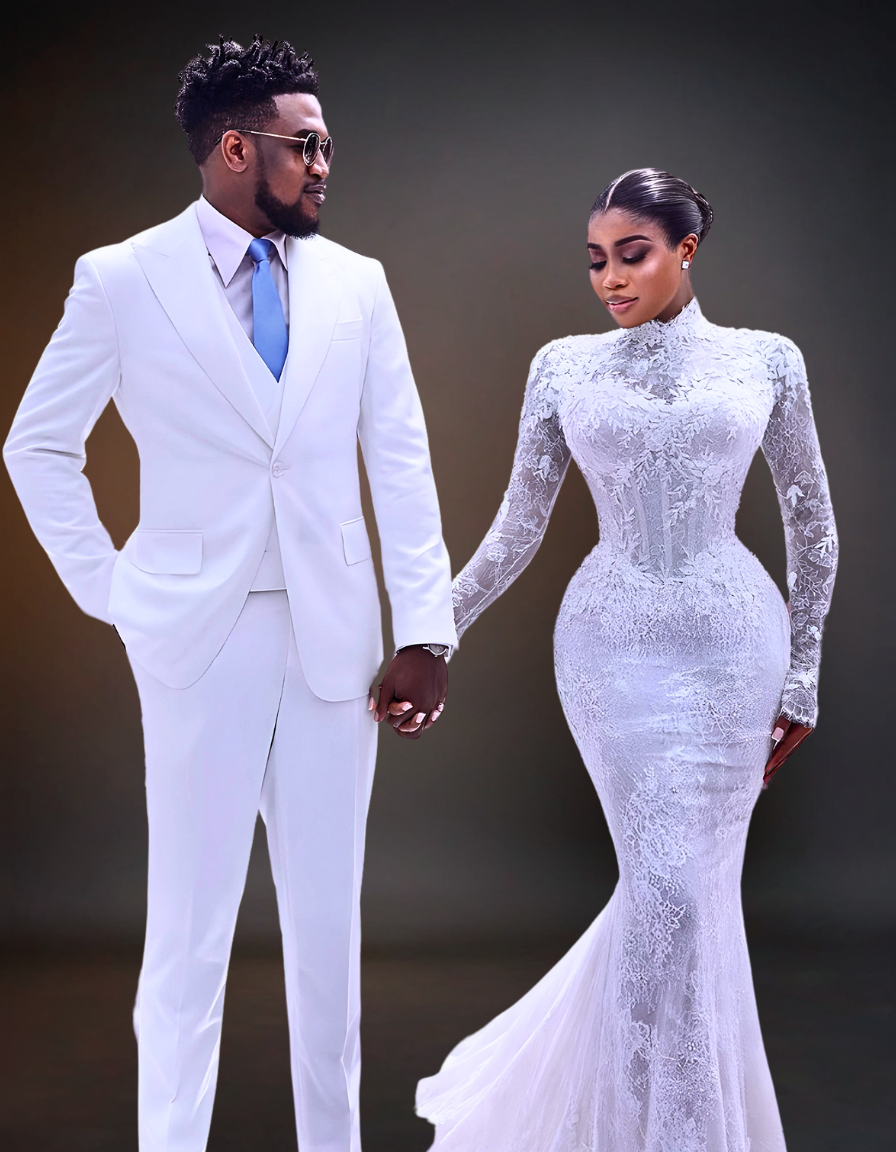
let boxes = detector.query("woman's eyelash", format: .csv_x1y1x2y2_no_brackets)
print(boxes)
589,253,647,271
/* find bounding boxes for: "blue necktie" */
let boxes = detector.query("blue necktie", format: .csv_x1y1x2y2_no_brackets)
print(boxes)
247,238,288,380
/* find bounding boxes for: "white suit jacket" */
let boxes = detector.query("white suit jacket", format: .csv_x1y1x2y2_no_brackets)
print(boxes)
4,204,457,698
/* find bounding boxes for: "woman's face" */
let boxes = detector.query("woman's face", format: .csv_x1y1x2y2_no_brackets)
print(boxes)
586,208,699,328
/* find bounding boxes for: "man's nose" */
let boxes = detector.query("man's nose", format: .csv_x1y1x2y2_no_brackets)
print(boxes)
309,151,330,178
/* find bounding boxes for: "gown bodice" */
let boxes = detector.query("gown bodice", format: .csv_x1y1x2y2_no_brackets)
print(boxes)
452,299,838,726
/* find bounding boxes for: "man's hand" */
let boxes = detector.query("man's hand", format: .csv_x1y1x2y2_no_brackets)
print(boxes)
763,714,813,787
369,646,448,740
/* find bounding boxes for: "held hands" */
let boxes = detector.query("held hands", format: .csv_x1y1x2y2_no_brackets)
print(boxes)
763,713,813,787
369,646,448,740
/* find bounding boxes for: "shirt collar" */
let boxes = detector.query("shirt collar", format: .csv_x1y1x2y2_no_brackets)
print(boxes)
195,196,289,287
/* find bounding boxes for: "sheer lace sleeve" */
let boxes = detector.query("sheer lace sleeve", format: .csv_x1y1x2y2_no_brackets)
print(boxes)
453,344,572,640
762,336,838,726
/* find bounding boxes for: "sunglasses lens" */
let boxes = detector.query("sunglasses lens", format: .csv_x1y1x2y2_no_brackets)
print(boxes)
320,137,334,164
302,132,320,165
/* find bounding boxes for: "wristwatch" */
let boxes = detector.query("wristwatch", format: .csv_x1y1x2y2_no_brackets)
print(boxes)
397,642,451,659
421,643,451,658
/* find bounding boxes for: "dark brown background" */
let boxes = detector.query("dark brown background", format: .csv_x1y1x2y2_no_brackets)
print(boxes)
1,0,892,950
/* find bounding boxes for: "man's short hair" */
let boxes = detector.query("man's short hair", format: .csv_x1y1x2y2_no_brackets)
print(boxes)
175,35,320,164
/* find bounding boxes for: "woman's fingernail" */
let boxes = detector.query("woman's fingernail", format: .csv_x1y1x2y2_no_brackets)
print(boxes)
399,702,413,712
431,710,440,722
414,712,426,725
437,703,445,712
771,726,785,742
368,697,375,711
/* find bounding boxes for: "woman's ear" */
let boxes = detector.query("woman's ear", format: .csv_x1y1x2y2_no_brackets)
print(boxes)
680,233,699,265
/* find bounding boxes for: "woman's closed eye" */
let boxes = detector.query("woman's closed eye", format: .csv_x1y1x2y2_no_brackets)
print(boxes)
590,249,649,271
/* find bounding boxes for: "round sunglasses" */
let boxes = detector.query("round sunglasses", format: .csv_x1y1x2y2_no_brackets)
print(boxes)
229,128,334,167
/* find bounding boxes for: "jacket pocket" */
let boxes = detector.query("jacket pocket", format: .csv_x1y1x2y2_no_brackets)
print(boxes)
133,530,203,575
340,517,372,565
332,318,363,341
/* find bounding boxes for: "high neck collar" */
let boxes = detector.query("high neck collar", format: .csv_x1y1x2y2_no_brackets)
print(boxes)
617,296,704,346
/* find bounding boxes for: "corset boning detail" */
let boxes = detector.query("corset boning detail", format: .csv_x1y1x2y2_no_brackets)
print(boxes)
583,460,746,576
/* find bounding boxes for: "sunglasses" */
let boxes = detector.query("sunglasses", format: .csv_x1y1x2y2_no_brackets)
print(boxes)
231,128,334,167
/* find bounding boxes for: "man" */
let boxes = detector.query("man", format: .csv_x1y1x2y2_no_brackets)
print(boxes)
4,35,455,1152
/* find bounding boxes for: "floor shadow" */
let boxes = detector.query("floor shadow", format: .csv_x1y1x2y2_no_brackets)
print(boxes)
0,931,892,1150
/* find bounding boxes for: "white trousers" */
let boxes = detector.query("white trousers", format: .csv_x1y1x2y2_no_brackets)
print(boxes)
130,591,376,1152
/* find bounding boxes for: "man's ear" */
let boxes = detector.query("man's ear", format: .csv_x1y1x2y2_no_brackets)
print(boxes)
218,130,252,174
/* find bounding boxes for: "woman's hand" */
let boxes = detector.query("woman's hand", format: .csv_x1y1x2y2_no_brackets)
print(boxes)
763,714,813,787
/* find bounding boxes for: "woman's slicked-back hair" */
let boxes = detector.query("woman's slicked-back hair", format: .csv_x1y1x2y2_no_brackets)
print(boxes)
175,34,320,164
590,168,714,248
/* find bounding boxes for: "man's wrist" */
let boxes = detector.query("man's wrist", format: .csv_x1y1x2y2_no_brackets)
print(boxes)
395,642,452,659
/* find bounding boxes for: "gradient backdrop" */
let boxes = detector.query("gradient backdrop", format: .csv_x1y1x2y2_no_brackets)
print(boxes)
1,0,892,955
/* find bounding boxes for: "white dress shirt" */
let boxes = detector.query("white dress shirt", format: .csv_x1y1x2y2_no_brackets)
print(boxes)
194,195,290,342
195,195,289,590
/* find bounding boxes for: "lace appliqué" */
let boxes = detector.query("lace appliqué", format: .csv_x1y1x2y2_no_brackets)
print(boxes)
420,300,837,1152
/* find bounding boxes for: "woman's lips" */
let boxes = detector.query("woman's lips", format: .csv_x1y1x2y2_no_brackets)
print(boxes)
606,297,637,314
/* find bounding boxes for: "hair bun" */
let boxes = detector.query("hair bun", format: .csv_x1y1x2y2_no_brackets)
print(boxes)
693,188,714,242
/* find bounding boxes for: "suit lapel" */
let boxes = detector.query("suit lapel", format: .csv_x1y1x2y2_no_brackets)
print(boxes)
274,237,344,453
132,206,274,449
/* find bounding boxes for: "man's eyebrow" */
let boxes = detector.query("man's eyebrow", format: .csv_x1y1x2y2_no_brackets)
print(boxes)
587,234,654,250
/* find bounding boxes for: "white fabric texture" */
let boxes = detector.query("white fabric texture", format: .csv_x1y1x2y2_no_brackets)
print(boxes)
3,203,457,696
133,590,375,1152
417,299,837,1151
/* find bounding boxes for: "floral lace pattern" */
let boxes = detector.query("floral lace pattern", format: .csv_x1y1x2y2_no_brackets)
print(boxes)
418,299,837,1151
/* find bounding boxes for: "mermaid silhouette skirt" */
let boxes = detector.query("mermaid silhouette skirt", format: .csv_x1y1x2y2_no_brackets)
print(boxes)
417,550,790,1152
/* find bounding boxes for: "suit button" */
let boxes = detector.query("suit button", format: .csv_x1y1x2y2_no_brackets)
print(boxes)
272,462,284,477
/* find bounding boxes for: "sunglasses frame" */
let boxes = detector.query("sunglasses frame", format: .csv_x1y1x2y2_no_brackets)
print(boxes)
228,128,334,167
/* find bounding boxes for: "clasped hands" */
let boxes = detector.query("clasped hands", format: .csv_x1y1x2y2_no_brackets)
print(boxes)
369,645,448,740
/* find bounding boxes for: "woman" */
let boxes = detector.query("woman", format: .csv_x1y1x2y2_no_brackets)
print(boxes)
415,169,837,1151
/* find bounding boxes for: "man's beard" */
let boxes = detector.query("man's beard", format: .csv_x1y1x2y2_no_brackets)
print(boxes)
254,175,320,239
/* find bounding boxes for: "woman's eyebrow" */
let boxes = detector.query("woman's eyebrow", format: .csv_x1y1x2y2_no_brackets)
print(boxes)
587,234,654,251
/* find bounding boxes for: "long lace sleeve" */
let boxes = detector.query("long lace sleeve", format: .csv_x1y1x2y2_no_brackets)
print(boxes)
453,344,572,640
762,336,838,726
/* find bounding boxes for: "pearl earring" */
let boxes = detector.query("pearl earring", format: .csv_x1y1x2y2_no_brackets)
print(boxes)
682,260,691,269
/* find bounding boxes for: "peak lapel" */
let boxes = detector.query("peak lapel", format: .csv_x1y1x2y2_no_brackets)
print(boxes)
132,207,274,449
274,238,344,453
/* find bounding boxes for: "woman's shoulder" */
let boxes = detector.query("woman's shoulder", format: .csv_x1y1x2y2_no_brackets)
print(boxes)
705,317,803,362
522,332,616,420
531,330,617,370
703,321,809,408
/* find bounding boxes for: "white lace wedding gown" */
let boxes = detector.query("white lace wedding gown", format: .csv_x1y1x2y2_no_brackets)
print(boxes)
416,299,837,1152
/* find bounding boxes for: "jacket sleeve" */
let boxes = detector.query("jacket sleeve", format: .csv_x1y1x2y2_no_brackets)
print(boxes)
357,262,457,651
4,255,121,623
